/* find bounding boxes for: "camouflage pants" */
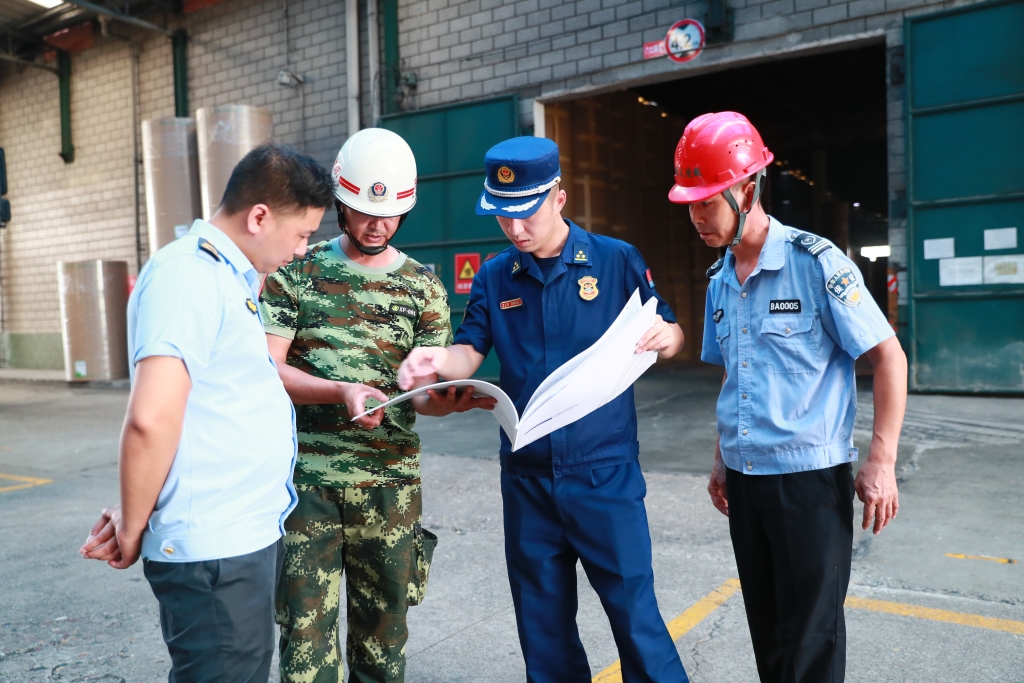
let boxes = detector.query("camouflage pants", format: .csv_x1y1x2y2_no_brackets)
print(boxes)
276,484,437,683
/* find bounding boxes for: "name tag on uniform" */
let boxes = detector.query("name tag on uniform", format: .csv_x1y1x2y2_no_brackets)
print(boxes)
500,298,523,310
390,303,417,319
769,299,801,314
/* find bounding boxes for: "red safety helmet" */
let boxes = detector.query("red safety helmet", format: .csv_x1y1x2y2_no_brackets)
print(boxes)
668,112,774,244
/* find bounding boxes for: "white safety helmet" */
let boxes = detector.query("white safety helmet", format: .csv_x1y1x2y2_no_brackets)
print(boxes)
331,128,417,217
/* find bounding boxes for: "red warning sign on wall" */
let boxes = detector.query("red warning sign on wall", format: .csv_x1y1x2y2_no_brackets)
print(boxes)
454,253,480,294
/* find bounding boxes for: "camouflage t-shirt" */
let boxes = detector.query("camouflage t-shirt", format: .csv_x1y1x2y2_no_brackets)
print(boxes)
260,238,452,488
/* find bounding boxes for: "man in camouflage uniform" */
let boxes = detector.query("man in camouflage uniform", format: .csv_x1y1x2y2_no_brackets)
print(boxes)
260,129,495,683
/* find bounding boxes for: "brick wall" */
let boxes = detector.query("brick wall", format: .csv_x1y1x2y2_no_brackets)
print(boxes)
0,0,358,368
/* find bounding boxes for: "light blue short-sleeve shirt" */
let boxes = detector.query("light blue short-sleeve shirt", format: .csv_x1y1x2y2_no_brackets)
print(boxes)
128,220,298,562
701,217,894,475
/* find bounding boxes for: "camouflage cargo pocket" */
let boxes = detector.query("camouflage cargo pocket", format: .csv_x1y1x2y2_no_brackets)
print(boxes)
408,524,438,606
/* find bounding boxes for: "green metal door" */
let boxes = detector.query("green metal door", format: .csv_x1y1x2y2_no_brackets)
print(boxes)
380,95,519,379
906,0,1024,393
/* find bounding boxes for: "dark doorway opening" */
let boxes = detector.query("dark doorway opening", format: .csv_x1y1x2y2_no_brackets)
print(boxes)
545,42,890,361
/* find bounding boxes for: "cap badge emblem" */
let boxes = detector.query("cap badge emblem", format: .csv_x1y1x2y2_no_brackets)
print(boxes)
367,182,389,202
496,166,516,184
578,276,599,301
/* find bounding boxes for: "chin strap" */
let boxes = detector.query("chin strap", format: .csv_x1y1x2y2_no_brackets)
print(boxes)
337,205,409,256
722,168,767,246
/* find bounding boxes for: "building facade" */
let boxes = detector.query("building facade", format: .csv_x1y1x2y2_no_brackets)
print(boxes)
1,0,1020,392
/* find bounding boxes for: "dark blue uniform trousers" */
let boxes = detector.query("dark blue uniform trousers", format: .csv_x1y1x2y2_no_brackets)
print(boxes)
501,460,689,683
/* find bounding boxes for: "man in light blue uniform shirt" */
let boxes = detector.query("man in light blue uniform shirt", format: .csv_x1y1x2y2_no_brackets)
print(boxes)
669,113,907,683
80,145,334,683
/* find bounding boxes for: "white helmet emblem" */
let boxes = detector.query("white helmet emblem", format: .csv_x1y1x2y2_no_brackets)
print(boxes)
367,181,389,202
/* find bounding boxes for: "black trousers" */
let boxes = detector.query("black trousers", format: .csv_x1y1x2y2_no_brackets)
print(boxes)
144,539,285,683
726,464,854,683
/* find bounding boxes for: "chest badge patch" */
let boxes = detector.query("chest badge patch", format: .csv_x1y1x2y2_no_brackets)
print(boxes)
713,308,724,323
826,266,863,307
389,303,417,319
769,299,801,314
245,298,258,315
578,276,599,301
500,298,523,310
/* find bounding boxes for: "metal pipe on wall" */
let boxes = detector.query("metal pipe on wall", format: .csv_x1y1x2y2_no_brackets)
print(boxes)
367,0,380,126
99,17,144,272
346,0,360,136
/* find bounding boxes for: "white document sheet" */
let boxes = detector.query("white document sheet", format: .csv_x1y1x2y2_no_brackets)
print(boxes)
350,289,659,451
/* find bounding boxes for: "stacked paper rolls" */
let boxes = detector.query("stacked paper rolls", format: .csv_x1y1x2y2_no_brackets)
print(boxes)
196,105,273,220
142,118,202,254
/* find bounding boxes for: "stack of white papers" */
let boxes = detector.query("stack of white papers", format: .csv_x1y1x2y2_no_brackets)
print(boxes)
351,289,659,451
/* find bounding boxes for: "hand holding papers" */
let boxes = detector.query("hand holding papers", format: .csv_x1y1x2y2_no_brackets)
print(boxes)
353,289,659,451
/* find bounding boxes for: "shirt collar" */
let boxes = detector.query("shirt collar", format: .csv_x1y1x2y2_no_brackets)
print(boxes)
189,219,257,277
715,216,788,289
511,219,592,279
759,216,788,272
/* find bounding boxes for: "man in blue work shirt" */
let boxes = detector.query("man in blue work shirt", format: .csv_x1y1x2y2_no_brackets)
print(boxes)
669,112,907,682
80,144,335,682
398,137,690,683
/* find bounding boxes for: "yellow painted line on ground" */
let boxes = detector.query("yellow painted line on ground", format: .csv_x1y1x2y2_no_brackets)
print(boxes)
592,579,741,683
945,553,1017,564
592,579,1024,682
845,596,1024,635
0,472,53,493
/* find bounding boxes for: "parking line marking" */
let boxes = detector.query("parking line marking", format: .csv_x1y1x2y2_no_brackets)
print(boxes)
592,579,741,683
845,596,1024,635
591,580,1024,682
945,553,1017,564
0,472,53,493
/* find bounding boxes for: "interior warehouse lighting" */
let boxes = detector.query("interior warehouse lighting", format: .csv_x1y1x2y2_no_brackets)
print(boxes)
26,0,63,8
860,245,891,262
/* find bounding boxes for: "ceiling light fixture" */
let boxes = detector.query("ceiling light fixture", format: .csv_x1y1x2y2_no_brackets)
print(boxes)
26,0,63,8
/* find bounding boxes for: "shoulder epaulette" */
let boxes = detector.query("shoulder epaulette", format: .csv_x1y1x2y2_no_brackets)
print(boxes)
786,229,832,257
706,258,724,278
198,238,222,262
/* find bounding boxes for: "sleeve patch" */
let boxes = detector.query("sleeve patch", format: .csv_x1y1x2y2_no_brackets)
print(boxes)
645,268,655,289
826,266,862,306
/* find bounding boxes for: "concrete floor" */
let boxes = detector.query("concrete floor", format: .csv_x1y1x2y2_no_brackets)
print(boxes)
0,365,1022,682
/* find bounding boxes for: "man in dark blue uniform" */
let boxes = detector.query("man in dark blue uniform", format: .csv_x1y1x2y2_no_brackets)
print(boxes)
398,137,689,683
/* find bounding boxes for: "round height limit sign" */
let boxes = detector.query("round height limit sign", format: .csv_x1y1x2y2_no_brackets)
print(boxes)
643,19,706,62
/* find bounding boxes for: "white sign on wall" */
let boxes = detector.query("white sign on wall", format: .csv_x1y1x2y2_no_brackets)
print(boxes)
938,256,983,286
984,227,1017,251
923,237,955,260
983,254,1024,284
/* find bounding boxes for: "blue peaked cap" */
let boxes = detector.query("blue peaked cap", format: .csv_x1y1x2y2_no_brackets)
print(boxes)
476,136,561,218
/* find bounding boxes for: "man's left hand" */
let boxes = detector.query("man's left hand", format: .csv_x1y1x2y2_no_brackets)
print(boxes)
424,385,497,416
636,315,684,359
854,457,899,535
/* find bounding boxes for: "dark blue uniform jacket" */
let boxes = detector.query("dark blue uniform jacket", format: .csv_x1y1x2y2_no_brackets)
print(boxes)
453,220,676,477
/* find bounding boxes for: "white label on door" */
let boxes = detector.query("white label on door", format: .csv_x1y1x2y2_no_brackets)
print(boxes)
74,360,87,378
923,237,955,260
983,227,1017,251
938,257,983,286
983,254,1024,284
